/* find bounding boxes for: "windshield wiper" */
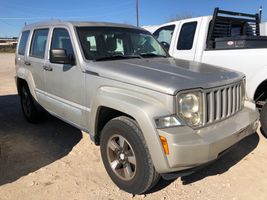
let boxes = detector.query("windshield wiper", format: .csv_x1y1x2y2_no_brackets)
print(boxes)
94,54,142,61
139,53,167,58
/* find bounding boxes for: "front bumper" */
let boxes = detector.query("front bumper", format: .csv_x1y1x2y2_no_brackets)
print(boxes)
157,104,259,174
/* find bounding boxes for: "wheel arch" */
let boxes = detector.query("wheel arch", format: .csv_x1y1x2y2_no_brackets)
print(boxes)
16,67,37,100
94,106,134,145
89,86,171,173
253,79,267,104
16,77,27,96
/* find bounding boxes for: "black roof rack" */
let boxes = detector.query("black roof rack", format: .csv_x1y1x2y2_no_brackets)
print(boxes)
206,8,261,49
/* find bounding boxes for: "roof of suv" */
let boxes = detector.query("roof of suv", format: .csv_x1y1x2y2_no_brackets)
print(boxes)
22,20,145,31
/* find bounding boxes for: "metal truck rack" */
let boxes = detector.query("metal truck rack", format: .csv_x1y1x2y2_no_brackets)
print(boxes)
206,8,263,49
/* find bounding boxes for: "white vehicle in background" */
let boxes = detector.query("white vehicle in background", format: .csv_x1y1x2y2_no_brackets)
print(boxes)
150,8,267,136
260,22,267,35
142,25,160,33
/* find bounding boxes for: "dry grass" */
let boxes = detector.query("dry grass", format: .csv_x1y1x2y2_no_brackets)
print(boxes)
0,47,16,53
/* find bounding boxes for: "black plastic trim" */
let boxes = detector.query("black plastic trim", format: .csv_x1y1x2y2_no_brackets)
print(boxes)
85,70,99,76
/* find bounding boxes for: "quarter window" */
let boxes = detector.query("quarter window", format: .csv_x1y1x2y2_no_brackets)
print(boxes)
51,28,74,56
177,22,197,50
18,30,30,55
30,29,49,58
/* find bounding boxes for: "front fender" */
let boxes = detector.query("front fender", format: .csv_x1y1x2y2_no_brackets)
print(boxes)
90,86,173,173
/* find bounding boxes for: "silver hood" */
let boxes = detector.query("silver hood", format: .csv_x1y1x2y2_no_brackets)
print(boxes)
86,58,244,95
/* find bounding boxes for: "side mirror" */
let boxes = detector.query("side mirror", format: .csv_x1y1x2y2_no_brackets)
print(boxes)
50,49,74,65
160,41,170,51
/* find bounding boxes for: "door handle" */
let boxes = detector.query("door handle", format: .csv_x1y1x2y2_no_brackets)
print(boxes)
24,61,31,66
43,65,53,71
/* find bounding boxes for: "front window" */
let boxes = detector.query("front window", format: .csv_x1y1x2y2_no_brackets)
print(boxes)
153,25,175,51
51,28,74,56
76,27,167,61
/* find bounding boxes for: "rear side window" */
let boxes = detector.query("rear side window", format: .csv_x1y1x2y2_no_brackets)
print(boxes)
18,31,30,55
177,22,197,50
30,29,49,58
51,28,74,56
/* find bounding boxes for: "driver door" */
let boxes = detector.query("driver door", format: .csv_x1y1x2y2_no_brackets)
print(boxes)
44,27,85,127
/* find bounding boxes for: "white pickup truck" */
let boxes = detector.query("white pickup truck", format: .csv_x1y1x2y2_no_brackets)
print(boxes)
260,22,267,35
149,8,267,136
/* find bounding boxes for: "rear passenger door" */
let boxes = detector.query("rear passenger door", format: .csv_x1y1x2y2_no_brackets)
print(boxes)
44,27,84,127
26,28,49,105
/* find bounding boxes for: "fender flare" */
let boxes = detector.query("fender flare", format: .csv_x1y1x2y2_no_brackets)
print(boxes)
16,67,37,100
89,86,172,173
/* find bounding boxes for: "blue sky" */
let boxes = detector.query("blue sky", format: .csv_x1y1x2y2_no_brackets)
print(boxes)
0,0,266,37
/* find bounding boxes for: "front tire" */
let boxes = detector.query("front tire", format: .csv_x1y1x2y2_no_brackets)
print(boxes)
260,101,267,138
20,84,42,123
100,116,160,194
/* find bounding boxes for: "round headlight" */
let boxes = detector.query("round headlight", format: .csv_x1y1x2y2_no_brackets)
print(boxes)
179,93,200,119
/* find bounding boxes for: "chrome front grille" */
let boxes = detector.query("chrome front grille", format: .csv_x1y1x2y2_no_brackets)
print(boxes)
203,81,245,125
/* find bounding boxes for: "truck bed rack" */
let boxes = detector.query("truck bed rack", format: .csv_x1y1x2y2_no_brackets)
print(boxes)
207,8,261,49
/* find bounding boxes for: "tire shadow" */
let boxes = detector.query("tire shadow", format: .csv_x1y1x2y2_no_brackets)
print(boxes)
0,94,82,186
147,132,259,193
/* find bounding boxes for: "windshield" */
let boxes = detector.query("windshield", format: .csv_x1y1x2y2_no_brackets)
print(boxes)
76,26,167,61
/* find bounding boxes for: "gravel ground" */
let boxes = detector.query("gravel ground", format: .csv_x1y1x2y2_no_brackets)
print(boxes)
0,53,267,200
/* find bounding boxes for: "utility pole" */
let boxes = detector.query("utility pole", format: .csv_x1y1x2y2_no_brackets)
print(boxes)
259,6,263,22
136,0,139,27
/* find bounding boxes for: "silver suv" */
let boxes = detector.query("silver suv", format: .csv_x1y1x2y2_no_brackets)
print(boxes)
15,21,259,194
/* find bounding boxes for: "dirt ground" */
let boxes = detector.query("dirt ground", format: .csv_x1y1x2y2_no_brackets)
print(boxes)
0,53,267,200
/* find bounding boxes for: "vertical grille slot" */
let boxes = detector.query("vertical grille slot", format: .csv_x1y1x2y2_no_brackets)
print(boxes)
215,90,221,120
239,83,243,110
236,84,240,111
227,87,232,117
232,86,236,114
222,88,227,118
209,91,215,123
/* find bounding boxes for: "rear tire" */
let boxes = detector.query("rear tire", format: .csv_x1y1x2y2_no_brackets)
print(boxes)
100,116,160,194
20,84,42,123
260,101,267,138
